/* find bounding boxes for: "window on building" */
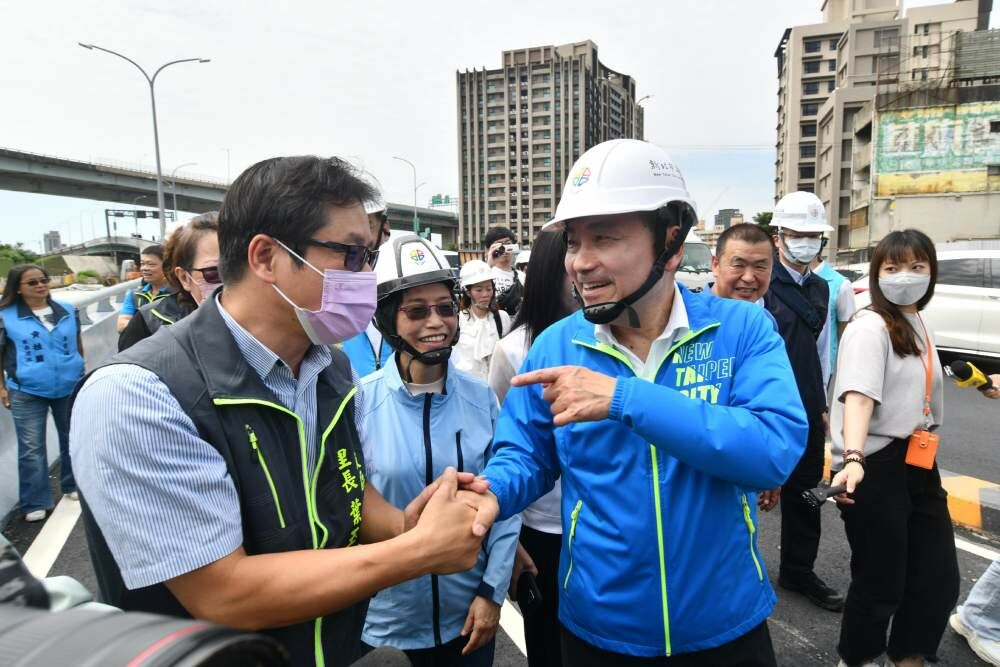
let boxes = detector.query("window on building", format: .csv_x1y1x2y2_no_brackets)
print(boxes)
800,144,817,158
804,60,821,74
805,40,821,54
802,102,819,116
840,168,851,185
803,82,820,95
802,123,817,137
915,23,930,36
842,139,853,155
827,79,836,92
799,165,816,179
829,38,839,50
839,196,850,216
988,165,1000,176
873,28,899,49
828,59,837,72
876,55,900,75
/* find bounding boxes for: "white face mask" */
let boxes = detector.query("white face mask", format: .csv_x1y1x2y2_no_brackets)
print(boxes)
878,272,930,306
782,236,823,265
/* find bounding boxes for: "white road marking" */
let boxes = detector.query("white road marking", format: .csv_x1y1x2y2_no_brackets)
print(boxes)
21,495,82,578
499,599,527,656
825,497,999,561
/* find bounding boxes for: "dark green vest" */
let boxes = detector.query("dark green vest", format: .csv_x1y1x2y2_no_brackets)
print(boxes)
79,295,368,666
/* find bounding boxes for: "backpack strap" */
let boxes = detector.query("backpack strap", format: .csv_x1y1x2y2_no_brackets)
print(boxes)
770,278,825,338
492,310,503,338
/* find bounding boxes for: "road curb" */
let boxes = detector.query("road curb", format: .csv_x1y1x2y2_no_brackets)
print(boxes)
824,447,1000,533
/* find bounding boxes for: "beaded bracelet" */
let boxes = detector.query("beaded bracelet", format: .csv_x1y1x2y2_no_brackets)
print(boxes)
843,456,866,469
843,449,866,459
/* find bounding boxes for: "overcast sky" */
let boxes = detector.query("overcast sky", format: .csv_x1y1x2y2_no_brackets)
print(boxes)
0,0,993,250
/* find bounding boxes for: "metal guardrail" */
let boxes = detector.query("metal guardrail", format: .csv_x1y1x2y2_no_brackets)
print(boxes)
55,279,140,325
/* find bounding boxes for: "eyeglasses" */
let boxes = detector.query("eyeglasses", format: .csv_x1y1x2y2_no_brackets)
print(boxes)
21,277,51,287
303,239,379,272
398,302,458,321
189,265,222,284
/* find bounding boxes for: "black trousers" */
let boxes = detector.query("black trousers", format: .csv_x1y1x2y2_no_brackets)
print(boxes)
836,438,960,665
779,417,826,578
560,622,776,667
519,525,563,667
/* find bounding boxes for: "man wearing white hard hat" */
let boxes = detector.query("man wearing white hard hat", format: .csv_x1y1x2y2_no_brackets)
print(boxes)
462,139,808,664
761,191,842,613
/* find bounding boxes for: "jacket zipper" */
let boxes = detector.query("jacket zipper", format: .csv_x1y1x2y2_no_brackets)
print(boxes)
245,425,286,529
571,324,718,657
455,431,463,472
741,494,763,581
563,499,583,589
422,394,442,646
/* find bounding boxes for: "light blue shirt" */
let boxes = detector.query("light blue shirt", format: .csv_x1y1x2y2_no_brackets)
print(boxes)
70,295,332,589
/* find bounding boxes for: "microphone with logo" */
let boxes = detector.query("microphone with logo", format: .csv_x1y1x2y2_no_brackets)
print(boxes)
946,359,995,394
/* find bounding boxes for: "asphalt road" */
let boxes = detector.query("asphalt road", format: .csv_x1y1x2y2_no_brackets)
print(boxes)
4,481,998,666
935,353,1000,483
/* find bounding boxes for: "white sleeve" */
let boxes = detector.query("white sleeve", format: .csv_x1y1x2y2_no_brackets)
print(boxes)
836,280,857,322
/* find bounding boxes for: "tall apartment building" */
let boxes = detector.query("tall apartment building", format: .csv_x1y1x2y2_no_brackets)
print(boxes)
714,208,744,230
775,0,990,254
43,230,61,253
456,41,643,251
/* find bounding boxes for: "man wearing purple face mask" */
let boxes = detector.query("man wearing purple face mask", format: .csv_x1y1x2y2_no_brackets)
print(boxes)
69,156,488,667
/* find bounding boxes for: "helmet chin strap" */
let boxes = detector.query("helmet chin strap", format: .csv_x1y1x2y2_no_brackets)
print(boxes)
580,224,689,328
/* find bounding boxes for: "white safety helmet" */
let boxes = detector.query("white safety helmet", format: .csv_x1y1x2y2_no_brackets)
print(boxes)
772,191,833,233
544,139,697,231
459,259,494,289
543,139,698,327
515,250,531,268
372,233,458,366
374,233,455,301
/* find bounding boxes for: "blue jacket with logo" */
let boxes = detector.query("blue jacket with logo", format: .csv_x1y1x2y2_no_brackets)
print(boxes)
1,299,85,398
483,285,807,657
357,354,520,650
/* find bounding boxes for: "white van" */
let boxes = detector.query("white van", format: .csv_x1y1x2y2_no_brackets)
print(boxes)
675,230,713,292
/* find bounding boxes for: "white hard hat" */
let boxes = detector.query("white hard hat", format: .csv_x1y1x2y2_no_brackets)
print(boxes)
374,233,455,301
459,259,494,288
772,191,833,233
515,250,531,266
544,139,697,231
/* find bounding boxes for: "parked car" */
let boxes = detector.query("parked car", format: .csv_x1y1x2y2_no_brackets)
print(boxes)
676,230,713,292
854,249,1000,359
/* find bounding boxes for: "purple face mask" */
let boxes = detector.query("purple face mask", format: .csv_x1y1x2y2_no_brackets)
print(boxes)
273,241,377,345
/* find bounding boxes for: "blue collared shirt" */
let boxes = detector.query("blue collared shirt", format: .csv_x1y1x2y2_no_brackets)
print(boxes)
71,295,332,589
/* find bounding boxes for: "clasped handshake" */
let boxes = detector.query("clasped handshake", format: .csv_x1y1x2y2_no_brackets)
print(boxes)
400,365,617,574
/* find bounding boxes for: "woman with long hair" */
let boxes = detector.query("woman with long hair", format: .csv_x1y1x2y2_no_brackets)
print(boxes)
487,230,578,667
358,235,519,665
118,213,220,351
116,244,170,333
0,264,85,521
830,229,958,667
452,260,510,380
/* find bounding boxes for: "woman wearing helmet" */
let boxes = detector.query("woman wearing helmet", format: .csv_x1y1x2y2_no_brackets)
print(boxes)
453,260,511,381
357,234,520,665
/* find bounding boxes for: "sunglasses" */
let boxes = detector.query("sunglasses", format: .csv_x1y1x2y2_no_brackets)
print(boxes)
398,302,458,321
304,239,379,272
189,265,222,284
22,277,51,287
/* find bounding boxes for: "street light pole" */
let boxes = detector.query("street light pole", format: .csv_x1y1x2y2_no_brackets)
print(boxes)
393,156,419,233
169,162,198,224
78,43,210,242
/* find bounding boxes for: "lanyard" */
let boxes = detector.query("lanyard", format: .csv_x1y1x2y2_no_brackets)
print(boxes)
915,314,934,429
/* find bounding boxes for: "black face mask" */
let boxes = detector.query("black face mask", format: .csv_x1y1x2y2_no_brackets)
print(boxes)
574,218,692,328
